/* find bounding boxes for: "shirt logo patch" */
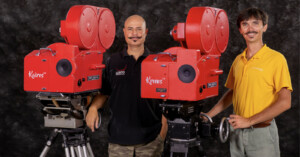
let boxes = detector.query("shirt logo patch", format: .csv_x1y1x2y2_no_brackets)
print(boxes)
251,67,263,71
115,65,127,76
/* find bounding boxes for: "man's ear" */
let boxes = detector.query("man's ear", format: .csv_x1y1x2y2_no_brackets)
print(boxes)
146,28,148,34
263,24,268,32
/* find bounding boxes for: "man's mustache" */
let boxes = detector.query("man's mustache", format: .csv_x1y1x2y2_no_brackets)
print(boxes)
128,36,142,39
246,31,258,35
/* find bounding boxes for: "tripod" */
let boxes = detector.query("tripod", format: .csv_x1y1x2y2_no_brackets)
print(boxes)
36,92,98,157
168,120,207,157
161,102,229,157
40,127,94,157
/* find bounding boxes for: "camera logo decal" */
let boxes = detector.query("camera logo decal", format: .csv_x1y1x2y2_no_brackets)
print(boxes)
146,76,165,85
28,71,47,79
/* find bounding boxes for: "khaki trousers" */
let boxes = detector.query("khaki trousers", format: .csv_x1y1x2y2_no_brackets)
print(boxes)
108,135,164,157
230,119,280,157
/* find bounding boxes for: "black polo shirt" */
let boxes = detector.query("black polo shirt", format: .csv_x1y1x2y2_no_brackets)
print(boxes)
101,47,162,145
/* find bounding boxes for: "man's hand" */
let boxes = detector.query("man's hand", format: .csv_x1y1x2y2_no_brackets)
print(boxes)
159,115,168,140
200,112,213,123
86,106,99,132
228,114,252,129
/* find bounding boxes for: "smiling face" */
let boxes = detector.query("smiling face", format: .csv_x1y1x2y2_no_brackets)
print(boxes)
123,15,148,47
239,17,268,44
236,8,269,45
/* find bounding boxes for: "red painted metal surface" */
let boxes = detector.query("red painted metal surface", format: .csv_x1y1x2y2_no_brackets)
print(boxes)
186,7,216,53
141,7,229,101
24,5,115,93
98,8,116,50
214,8,229,53
60,5,115,52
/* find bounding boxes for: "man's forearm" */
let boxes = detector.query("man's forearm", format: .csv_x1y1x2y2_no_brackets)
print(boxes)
160,115,168,139
207,89,233,118
89,94,108,110
248,88,291,125
86,94,108,132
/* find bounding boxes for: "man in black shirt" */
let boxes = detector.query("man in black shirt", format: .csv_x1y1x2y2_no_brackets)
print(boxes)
86,15,167,157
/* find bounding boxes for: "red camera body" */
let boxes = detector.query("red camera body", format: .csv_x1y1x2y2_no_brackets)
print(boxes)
141,7,229,101
24,43,106,93
24,5,115,93
141,48,222,101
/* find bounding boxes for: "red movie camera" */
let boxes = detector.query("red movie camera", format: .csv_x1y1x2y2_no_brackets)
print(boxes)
141,7,229,101
24,5,116,93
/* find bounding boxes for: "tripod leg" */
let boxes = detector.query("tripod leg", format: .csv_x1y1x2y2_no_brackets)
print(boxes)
74,147,79,157
86,142,95,157
82,145,88,157
65,146,71,157
61,129,71,157
170,152,173,157
40,146,50,157
77,146,83,157
197,144,207,157
40,129,60,157
70,146,76,157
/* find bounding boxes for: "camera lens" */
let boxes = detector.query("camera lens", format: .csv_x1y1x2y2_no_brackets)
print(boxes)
56,59,72,77
178,64,196,83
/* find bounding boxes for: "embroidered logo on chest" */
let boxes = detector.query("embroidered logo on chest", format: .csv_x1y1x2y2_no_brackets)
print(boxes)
251,67,263,71
115,65,127,76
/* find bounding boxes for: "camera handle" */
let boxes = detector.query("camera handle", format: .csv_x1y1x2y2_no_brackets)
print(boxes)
218,117,230,143
89,64,105,70
199,113,213,123
94,111,102,131
36,48,56,56
199,113,229,143
153,52,176,61
210,69,223,76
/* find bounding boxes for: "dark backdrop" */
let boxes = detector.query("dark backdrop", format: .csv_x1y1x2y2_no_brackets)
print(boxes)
0,0,299,157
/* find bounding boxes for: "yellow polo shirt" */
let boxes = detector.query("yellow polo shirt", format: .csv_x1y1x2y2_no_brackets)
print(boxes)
225,44,293,118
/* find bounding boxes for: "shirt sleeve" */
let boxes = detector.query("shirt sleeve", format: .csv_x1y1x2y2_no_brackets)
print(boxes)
273,55,293,93
225,58,237,89
100,57,112,95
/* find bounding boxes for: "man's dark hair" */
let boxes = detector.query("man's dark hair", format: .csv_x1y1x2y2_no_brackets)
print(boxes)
237,7,268,28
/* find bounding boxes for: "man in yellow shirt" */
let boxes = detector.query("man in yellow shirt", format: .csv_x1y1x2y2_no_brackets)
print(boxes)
205,7,292,157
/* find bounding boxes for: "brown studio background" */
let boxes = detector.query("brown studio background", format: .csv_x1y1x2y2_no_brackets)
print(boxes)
0,0,299,156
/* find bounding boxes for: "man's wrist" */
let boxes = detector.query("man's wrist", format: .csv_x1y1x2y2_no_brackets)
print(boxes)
89,105,99,111
207,111,215,119
248,117,255,126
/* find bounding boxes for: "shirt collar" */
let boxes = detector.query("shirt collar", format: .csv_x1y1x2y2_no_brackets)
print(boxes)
121,46,150,58
241,44,268,60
